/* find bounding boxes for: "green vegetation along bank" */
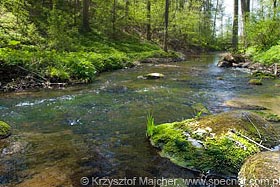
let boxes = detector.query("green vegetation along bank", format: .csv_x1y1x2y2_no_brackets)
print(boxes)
0,32,179,92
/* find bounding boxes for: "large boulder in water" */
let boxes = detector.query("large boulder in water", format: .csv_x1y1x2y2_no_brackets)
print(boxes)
147,111,280,176
217,60,233,68
239,151,280,187
0,121,11,139
217,54,246,68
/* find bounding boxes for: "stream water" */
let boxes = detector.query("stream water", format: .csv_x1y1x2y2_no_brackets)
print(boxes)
0,54,280,187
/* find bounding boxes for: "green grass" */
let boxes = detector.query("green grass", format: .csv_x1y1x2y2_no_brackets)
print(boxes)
146,113,155,137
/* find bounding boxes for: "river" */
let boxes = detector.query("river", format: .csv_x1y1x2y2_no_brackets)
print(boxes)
0,54,279,186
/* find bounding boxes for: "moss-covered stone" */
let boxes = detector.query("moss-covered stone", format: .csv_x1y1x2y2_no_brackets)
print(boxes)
253,111,280,122
148,111,280,176
0,121,11,139
224,100,267,110
239,151,280,187
248,79,262,85
252,71,276,79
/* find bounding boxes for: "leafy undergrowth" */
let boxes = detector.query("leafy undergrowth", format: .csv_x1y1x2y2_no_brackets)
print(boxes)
0,32,176,85
246,44,280,66
147,111,280,176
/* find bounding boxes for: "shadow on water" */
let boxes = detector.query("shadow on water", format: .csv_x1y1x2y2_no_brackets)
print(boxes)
0,54,279,186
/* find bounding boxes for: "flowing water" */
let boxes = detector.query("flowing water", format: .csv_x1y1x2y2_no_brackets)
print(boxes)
0,54,280,187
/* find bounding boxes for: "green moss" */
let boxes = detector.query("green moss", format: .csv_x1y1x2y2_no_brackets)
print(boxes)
248,79,262,85
0,121,11,139
148,111,279,176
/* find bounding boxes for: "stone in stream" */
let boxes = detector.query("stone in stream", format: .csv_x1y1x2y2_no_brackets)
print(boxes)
217,61,232,68
224,100,267,110
238,151,280,187
145,73,165,79
138,73,165,80
0,121,11,139
147,111,280,176
217,53,245,68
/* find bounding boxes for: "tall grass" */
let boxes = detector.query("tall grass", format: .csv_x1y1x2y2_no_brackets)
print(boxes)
146,112,155,137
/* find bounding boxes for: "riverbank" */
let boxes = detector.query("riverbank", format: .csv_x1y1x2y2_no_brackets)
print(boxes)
0,33,182,92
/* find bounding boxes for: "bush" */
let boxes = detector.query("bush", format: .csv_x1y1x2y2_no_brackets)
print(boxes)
246,18,280,51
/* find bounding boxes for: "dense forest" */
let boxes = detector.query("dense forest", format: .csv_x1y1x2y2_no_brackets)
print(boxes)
0,0,279,90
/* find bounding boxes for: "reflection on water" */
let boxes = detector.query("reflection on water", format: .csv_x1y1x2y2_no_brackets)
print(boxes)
0,54,279,186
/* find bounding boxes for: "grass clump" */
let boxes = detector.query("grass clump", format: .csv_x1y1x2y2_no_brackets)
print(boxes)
146,113,155,137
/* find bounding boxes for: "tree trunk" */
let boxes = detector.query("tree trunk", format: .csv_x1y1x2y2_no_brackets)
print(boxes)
146,0,151,40
112,0,117,37
241,0,250,49
82,0,90,32
164,0,169,52
273,0,277,18
232,0,239,51
213,0,219,37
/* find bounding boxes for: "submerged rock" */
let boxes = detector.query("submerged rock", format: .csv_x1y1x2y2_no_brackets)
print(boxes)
239,151,280,187
248,79,262,85
0,121,11,139
147,111,279,176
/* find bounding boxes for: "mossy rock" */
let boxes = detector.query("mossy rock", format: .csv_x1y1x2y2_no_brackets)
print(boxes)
224,100,267,110
253,111,280,122
239,151,280,187
248,79,262,85
0,121,11,139
252,71,276,79
148,111,279,176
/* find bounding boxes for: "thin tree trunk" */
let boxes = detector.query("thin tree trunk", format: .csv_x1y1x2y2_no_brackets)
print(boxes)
241,0,250,49
112,0,117,37
146,0,151,41
82,0,90,32
232,0,239,51
273,0,277,18
164,0,169,52
213,0,219,37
